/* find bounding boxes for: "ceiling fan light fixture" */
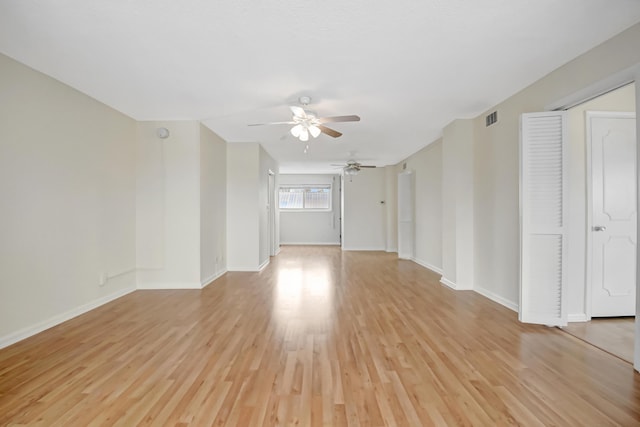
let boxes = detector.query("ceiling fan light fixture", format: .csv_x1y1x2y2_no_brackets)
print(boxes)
249,99,359,142
299,128,309,141
309,125,321,138
344,166,359,176
290,124,303,137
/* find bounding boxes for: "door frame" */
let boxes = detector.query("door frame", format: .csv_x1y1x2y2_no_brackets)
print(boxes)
268,170,277,257
585,111,637,320
397,170,414,260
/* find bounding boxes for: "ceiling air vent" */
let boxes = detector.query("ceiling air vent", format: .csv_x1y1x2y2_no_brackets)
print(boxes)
486,111,498,127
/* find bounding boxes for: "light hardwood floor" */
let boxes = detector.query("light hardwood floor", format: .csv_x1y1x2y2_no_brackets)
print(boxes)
562,317,635,363
1,246,640,426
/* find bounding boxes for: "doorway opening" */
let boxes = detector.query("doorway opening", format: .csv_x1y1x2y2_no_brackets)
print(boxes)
268,170,277,257
397,170,414,260
563,82,637,363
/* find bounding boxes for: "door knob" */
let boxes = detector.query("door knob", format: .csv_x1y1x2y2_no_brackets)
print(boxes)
593,225,607,231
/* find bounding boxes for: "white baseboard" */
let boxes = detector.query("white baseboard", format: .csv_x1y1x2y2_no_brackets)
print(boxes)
201,270,227,288
258,258,270,271
227,266,260,272
474,286,518,312
568,313,589,322
0,286,135,350
386,247,398,253
275,246,282,255
411,258,443,275
137,282,203,290
440,276,457,289
341,246,387,251
439,276,473,291
280,242,341,245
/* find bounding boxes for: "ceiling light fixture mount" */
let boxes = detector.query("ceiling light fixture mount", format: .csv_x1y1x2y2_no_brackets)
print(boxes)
298,96,312,106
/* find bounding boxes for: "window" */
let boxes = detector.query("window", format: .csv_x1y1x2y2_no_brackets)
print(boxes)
279,185,331,210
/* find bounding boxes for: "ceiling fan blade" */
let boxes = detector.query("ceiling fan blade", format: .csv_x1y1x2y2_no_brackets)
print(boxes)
248,121,295,126
318,125,342,138
359,165,376,168
318,115,361,123
290,106,307,118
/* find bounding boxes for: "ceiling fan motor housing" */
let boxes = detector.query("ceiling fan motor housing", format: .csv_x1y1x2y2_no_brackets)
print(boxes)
298,96,312,106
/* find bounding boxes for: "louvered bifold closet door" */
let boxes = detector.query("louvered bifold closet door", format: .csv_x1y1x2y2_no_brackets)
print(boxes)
519,111,568,326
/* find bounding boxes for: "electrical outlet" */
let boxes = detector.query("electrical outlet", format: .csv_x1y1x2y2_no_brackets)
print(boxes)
99,273,107,287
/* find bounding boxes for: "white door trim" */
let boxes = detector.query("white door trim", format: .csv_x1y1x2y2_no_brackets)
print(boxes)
397,170,414,260
545,64,640,111
268,170,276,257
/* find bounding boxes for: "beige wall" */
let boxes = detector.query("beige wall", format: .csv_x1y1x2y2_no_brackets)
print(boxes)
0,53,137,345
226,143,278,271
136,121,202,289
226,143,260,271
442,120,475,289
384,166,398,252
200,124,227,285
399,140,443,272
136,121,231,288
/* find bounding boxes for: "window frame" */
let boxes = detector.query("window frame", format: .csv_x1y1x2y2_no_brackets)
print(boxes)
278,184,333,212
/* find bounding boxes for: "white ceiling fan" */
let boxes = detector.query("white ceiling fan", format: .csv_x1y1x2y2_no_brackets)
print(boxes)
332,160,376,177
248,96,360,142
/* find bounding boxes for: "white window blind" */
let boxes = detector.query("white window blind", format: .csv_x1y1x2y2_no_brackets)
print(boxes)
279,185,331,210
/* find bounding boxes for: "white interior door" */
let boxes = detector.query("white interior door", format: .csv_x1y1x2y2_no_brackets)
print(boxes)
589,112,637,317
397,171,414,259
519,112,569,326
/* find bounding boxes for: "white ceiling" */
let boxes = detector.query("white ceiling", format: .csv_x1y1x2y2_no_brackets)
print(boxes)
2,1,640,173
